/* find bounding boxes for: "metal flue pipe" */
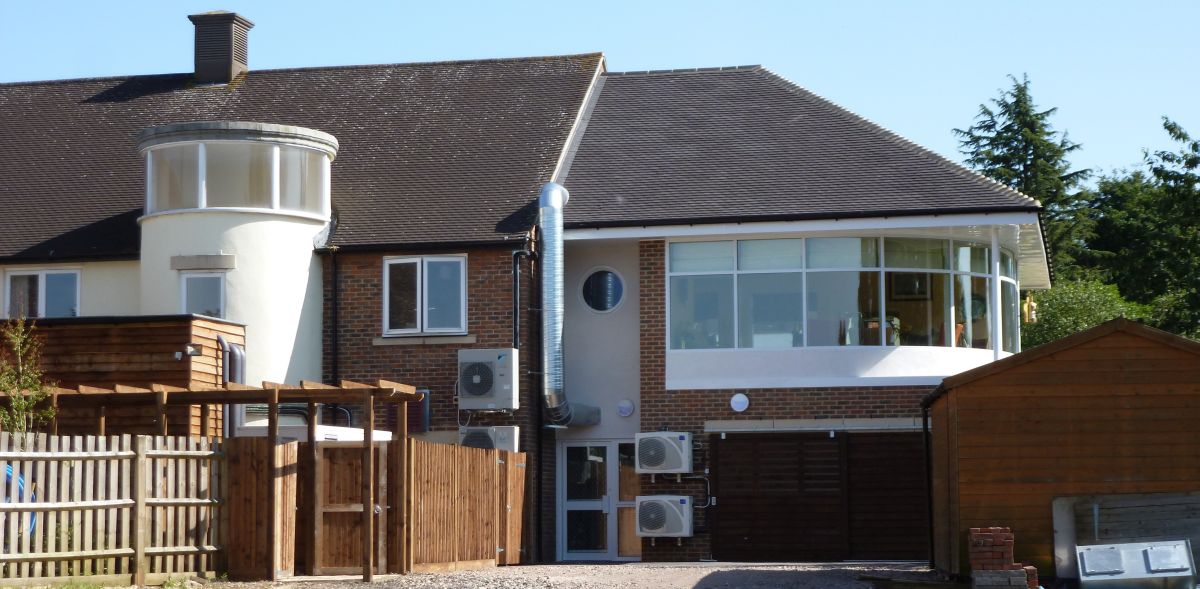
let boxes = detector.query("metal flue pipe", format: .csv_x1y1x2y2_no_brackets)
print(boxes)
538,182,600,427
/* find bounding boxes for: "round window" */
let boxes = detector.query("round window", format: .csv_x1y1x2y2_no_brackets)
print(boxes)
582,270,623,312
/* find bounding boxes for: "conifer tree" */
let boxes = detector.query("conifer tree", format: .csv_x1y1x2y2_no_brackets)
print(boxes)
955,75,1091,275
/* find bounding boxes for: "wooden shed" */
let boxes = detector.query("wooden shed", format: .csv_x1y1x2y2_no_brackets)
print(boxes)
924,318,1200,577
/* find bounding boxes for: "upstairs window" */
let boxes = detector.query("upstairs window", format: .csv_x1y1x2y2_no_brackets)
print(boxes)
384,256,467,335
6,270,79,318
181,272,225,318
146,142,329,216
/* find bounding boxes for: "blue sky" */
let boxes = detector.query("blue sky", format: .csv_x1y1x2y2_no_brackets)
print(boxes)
2,1,1196,180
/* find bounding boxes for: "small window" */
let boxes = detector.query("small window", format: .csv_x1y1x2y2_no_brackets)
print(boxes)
6,270,79,318
181,273,225,318
582,270,623,312
384,256,467,335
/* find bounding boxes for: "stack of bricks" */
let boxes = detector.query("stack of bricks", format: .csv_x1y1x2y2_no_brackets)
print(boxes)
968,527,1039,589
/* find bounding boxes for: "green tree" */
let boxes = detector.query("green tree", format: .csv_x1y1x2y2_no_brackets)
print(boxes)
0,318,55,443
955,74,1092,275
1087,119,1200,338
1022,280,1148,348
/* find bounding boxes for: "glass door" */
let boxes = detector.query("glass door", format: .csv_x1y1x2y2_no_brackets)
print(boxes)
560,440,641,561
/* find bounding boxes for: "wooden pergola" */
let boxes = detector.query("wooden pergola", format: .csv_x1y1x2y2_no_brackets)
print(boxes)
4,379,422,582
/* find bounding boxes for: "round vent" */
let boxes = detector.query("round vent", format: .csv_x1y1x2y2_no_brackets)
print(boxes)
638,437,668,468
460,430,496,449
639,501,667,531
459,362,494,397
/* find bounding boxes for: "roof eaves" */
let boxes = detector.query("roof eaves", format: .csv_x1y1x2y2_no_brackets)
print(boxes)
563,205,1043,230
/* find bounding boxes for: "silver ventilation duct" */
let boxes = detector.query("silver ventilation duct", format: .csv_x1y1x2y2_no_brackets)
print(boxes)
539,182,601,427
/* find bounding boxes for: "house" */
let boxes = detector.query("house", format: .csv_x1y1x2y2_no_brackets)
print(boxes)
924,318,1200,579
0,11,1048,563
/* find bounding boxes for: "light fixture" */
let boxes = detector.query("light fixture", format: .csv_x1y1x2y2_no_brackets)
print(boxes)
185,343,204,356
617,399,635,418
730,393,749,413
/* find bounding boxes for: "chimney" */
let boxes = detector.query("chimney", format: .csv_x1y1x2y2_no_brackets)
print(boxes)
187,11,254,84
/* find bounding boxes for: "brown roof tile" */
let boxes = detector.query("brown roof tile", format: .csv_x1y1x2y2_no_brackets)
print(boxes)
0,53,603,261
561,66,1039,228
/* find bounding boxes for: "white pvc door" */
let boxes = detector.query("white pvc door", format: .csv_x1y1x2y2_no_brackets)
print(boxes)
558,441,640,561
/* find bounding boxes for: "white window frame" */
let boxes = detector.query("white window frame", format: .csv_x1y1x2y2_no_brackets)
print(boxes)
180,272,227,319
3,269,81,319
665,237,1017,352
382,255,468,336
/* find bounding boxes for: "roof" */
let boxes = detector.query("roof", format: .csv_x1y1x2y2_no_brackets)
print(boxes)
561,66,1041,228
921,318,1200,408
0,53,602,261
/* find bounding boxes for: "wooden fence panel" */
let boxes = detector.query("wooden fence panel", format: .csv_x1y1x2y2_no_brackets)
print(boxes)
224,437,296,581
501,451,526,565
0,434,227,587
299,441,387,576
409,440,526,571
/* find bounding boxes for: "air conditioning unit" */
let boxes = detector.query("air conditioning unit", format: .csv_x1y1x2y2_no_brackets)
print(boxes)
458,426,520,453
457,348,519,410
635,431,692,473
635,495,693,537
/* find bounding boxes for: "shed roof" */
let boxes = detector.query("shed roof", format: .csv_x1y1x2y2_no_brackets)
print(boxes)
921,318,1200,408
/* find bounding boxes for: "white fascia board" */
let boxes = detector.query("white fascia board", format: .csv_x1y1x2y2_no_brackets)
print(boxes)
562,212,1041,240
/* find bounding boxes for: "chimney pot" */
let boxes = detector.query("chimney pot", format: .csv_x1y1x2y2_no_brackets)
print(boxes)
187,11,254,84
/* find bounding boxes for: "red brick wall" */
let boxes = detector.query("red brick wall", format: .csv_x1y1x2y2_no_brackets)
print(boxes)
322,244,554,561
636,239,934,561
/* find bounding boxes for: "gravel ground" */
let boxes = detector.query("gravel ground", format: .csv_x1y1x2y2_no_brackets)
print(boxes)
222,562,943,589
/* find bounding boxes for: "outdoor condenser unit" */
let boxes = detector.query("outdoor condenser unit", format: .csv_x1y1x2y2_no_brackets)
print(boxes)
456,348,519,410
458,426,520,453
634,432,692,474
1077,540,1195,589
635,495,693,537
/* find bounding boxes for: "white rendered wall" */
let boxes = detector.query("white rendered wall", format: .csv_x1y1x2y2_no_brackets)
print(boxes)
561,240,640,440
80,261,142,315
667,346,1005,389
139,211,324,386
0,261,141,317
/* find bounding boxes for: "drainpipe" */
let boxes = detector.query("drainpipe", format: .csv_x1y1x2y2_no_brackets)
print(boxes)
923,405,935,569
512,249,537,349
217,335,231,438
537,182,600,427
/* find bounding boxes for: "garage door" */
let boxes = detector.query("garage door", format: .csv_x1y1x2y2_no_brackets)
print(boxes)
712,431,929,561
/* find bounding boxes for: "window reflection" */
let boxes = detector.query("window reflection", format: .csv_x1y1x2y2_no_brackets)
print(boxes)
666,239,1018,352
806,271,880,346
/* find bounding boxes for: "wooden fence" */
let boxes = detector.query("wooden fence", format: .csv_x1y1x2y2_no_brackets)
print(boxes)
0,434,226,587
1,433,527,585
409,439,526,571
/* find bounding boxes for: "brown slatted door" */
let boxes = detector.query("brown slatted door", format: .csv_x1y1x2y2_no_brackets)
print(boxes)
712,433,848,561
846,432,930,560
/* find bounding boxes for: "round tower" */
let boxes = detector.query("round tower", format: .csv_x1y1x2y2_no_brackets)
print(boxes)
137,121,338,388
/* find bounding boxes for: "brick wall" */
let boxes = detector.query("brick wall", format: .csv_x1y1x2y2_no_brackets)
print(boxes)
968,527,1038,589
322,243,554,561
636,239,934,561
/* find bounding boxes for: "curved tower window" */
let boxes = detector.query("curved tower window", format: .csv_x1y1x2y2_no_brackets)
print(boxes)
140,122,337,218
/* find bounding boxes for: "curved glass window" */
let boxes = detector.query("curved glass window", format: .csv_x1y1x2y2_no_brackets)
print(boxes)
205,143,272,208
667,237,1020,351
582,270,623,312
150,144,199,211
147,142,328,216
